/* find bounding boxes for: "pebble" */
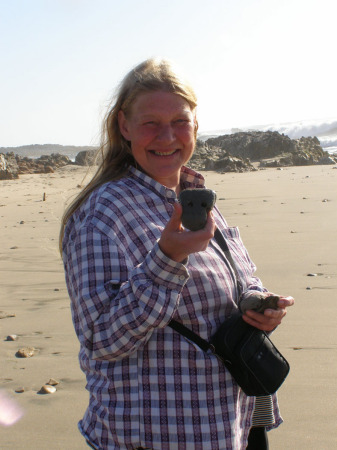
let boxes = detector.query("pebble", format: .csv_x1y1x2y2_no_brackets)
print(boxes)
239,293,279,314
47,378,59,386
307,273,317,277
16,347,35,358
39,385,56,394
15,387,25,393
6,335,18,341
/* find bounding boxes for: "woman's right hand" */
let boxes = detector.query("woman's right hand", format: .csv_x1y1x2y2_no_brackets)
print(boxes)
158,202,216,263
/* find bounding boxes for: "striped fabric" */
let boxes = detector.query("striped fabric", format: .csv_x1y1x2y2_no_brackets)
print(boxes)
252,396,275,427
62,166,282,449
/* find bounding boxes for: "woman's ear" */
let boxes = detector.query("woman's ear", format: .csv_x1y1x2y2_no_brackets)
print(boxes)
118,110,131,141
193,111,199,138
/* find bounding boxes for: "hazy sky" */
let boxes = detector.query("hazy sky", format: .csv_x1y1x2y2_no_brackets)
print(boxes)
1,0,336,147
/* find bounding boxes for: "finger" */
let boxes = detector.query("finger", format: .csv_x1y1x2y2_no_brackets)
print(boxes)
166,202,183,232
242,313,277,332
264,308,286,321
204,211,216,234
277,296,295,309
243,309,283,331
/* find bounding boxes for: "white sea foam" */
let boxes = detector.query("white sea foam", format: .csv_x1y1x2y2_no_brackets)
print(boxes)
199,118,337,154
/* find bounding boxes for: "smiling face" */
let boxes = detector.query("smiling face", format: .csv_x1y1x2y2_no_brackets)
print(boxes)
118,91,197,191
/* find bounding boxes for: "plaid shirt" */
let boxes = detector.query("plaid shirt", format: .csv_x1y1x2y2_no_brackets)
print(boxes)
62,166,281,449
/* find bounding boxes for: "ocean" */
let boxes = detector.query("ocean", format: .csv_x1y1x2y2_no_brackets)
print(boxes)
198,118,337,155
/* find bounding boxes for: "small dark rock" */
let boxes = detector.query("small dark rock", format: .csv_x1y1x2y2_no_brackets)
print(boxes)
179,189,216,231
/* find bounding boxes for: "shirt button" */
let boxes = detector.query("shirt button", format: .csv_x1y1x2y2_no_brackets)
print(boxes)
166,190,174,198
179,275,186,281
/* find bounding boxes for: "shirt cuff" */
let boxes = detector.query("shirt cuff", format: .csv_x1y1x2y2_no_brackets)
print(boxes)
143,241,190,291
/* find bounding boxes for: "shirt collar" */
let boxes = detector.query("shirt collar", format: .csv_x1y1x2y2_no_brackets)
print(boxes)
127,166,205,199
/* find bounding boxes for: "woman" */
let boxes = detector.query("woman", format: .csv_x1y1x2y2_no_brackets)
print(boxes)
60,59,294,449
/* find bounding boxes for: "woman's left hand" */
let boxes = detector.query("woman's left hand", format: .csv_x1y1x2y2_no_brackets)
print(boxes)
242,296,295,332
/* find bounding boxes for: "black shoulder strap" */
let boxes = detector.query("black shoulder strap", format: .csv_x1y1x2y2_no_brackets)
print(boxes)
213,228,243,296
168,227,241,351
168,319,213,352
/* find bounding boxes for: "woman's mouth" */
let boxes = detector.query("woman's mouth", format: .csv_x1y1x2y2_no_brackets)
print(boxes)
150,149,179,157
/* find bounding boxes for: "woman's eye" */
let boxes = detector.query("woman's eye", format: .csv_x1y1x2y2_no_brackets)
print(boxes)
174,118,190,125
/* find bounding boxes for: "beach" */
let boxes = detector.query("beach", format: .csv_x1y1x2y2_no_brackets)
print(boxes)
1,164,336,449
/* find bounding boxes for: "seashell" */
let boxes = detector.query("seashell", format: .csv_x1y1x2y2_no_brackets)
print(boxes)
39,385,56,394
15,387,25,393
46,378,59,386
16,347,35,358
6,335,18,341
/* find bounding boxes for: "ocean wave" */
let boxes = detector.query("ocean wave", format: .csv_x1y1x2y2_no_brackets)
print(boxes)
262,119,337,140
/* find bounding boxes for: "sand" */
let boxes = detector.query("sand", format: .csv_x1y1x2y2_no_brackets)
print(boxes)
1,164,336,449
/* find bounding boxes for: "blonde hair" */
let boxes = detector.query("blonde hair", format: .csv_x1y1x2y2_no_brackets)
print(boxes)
59,58,198,253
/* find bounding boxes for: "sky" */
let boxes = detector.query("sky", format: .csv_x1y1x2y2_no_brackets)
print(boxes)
0,0,336,147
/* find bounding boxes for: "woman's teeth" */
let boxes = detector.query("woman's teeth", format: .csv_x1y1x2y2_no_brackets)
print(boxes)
152,149,177,156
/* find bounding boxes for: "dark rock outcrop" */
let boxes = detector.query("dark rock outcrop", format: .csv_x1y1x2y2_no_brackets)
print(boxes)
206,131,293,161
204,131,337,168
2,130,336,179
75,150,97,166
0,153,72,178
0,153,19,180
15,153,72,174
187,140,256,173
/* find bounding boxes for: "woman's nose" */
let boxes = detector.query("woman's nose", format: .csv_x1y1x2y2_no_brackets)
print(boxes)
156,124,175,142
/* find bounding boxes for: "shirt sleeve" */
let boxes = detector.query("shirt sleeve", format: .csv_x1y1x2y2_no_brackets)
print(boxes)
64,225,189,361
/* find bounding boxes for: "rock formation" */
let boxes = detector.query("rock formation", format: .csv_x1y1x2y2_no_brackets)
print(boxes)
0,153,72,179
1,131,336,179
0,153,19,180
204,131,337,168
187,140,256,173
75,150,97,166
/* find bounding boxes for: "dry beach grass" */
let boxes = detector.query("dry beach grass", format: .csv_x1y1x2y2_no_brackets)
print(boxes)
1,164,336,449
